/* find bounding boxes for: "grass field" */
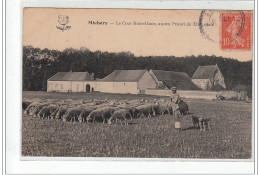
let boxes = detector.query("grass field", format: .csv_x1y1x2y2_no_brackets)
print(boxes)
22,91,252,158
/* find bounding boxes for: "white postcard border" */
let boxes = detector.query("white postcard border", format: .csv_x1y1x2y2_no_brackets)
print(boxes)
5,0,256,174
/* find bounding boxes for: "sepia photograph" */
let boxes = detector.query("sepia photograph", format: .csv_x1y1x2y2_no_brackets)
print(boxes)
22,8,253,159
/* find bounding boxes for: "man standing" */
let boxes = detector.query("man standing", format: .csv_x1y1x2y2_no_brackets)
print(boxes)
170,87,182,131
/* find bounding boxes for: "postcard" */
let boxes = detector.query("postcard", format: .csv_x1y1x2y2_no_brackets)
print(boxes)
21,8,253,160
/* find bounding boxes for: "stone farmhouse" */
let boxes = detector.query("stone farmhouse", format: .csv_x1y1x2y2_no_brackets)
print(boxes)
191,64,226,90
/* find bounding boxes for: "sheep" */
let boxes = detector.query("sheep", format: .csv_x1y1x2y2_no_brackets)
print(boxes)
107,109,131,125
62,107,85,122
117,100,129,105
128,99,141,105
82,99,94,104
86,107,119,123
29,103,49,117
139,99,145,104
116,105,137,119
92,100,103,105
163,105,172,115
37,106,58,119
149,103,168,117
22,100,32,111
50,105,69,118
135,104,155,118
155,100,188,116
50,107,60,119
156,101,172,115
55,107,69,120
125,106,137,119
23,102,42,115
83,102,97,106
78,107,96,123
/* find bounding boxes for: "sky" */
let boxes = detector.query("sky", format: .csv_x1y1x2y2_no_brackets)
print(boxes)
23,8,253,61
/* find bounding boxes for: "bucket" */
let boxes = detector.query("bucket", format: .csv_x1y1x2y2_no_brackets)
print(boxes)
175,122,181,129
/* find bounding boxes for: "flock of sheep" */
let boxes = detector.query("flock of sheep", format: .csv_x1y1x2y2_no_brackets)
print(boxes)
22,98,189,125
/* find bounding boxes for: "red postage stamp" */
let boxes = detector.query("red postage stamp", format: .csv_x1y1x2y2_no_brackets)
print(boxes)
221,11,251,50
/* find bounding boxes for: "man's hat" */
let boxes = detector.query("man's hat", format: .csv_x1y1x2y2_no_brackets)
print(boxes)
171,87,177,90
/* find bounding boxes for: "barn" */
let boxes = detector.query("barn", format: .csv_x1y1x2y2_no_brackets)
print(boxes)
47,71,95,92
47,69,157,94
191,64,226,90
95,69,157,94
149,69,200,90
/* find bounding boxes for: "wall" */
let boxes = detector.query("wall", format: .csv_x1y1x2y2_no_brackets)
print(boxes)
48,81,138,94
192,79,211,90
113,82,138,94
47,81,71,92
144,89,218,100
138,71,157,90
93,81,114,93
213,70,226,89
85,81,139,94
71,81,85,92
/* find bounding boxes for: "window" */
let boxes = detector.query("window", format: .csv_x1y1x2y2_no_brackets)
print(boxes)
61,84,63,89
76,84,79,90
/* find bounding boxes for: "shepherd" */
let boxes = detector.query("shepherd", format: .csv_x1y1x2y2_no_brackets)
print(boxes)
170,87,182,131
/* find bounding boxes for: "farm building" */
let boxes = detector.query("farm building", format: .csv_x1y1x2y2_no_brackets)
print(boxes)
96,69,157,94
47,71,95,92
47,68,216,94
149,70,200,90
191,64,226,90
47,69,157,94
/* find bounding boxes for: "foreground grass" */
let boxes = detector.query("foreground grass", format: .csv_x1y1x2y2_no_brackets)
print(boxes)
22,91,252,158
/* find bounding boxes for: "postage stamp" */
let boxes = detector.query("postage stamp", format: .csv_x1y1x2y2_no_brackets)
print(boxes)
221,11,251,50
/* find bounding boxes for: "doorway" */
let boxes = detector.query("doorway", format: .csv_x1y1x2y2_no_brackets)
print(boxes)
86,84,90,92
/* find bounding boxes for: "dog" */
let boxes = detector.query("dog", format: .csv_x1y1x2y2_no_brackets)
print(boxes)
191,116,211,131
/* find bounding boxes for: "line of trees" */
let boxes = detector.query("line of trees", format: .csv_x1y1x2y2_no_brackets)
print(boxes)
22,46,252,97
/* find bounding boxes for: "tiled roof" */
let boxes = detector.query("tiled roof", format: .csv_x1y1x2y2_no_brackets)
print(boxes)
101,70,147,82
150,70,201,90
191,65,219,79
48,72,92,81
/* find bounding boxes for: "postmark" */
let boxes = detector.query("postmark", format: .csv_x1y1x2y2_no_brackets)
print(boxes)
221,11,251,50
199,10,221,43
56,15,71,32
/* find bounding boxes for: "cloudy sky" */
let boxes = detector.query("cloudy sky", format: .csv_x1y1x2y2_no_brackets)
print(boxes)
23,8,253,61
